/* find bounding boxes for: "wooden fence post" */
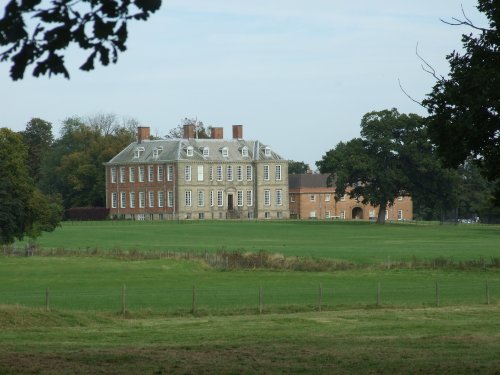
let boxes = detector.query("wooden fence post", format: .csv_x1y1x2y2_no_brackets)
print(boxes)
259,285,263,314
486,280,490,305
376,282,381,307
435,281,440,307
122,284,126,315
191,285,196,314
318,283,323,312
45,287,50,312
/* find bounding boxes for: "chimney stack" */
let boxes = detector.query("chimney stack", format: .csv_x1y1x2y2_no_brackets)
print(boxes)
211,127,224,139
232,124,243,139
183,124,195,139
137,126,150,144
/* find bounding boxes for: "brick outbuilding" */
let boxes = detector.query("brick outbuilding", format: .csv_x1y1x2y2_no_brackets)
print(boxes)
289,174,413,221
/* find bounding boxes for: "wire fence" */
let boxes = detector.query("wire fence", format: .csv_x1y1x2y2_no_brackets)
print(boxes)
0,280,496,315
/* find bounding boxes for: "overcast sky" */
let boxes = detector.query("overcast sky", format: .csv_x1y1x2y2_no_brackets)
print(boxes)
0,1,487,169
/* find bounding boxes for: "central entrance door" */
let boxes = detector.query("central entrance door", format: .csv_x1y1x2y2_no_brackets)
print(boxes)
227,194,234,210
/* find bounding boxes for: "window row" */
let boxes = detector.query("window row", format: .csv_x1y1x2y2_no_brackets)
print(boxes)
185,164,283,182
111,191,174,209
262,165,282,181
112,164,284,184
185,145,250,158
110,165,174,183
184,190,254,208
263,189,284,207
308,193,338,202
133,146,165,159
186,165,255,183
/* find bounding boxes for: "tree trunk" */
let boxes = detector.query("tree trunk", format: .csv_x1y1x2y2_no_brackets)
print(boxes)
377,203,387,224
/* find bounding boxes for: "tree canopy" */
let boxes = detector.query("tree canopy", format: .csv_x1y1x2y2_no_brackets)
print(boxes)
288,161,310,175
39,114,136,209
423,0,500,203
0,0,162,80
0,128,62,244
317,109,459,224
165,117,211,139
19,117,53,184
455,160,500,223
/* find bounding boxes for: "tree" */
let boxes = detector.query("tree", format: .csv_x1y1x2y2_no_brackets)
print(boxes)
288,161,310,174
19,118,53,184
0,0,162,80
317,109,458,224
39,115,136,209
456,160,500,223
0,128,62,244
423,0,500,204
165,117,211,139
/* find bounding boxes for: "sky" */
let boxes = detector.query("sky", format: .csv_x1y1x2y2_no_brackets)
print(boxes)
0,1,487,169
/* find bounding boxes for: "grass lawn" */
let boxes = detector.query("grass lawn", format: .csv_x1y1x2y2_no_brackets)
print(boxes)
0,257,498,312
0,304,499,374
17,220,500,264
3,221,500,374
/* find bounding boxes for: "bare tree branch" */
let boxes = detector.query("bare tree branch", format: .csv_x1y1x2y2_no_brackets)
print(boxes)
398,79,425,108
415,42,444,82
439,4,491,32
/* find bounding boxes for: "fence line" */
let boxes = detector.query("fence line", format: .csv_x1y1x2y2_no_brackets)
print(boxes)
0,281,496,314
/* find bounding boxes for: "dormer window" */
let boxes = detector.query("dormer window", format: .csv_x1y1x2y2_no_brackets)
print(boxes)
134,147,145,159
264,147,271,157
221,147,229,158
186,146,194,157
202,147,209,157
241,146,248,157
153,146,163,159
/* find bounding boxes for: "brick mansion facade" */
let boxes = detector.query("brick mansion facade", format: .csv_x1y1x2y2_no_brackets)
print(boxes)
105,125,290,220
105,125,413,221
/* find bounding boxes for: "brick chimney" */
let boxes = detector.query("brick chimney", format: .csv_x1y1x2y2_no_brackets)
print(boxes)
232,125,243,139
183,124,195,139
211,127,224,139
137,126,150,144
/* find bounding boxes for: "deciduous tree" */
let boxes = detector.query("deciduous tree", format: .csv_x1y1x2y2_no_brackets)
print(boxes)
317,109,459,224
0,128,62,244
423,0,500,203
0,0,162,80
19,117,53,184
288,161,310,175
40,115,136,209
166,117,211,139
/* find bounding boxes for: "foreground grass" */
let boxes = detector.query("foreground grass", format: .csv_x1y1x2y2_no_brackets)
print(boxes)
16,220,500,264
0,304,499,374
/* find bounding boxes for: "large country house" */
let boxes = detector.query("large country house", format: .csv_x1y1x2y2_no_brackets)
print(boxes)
105,125,290,220
289,174,413,221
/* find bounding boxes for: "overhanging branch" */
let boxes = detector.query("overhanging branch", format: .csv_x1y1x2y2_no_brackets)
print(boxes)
440,5,491,32
398,79,425,108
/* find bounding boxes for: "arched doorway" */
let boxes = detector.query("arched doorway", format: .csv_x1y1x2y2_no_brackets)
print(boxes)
352,207,363,220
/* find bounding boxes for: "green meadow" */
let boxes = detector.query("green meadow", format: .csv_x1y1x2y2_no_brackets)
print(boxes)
2,221,500,374
18,220,500,263
0,257,498,312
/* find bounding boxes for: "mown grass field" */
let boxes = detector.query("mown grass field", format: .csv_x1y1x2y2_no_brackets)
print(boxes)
0,257,498,312
2,221,500,374
17,220,500,263
0,305,499,374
